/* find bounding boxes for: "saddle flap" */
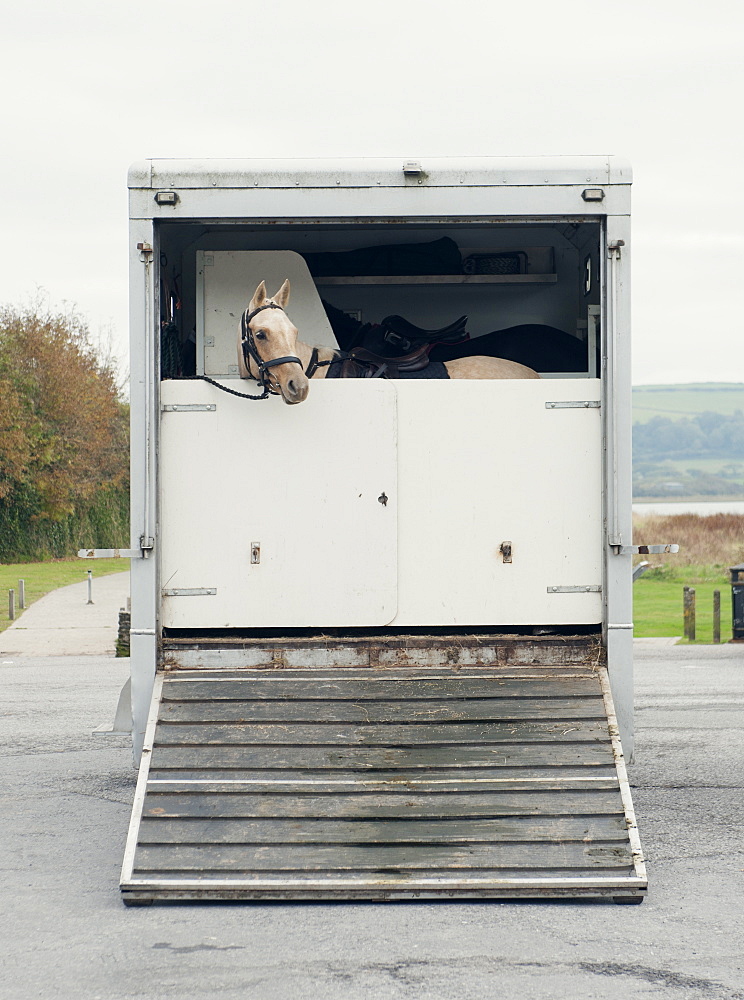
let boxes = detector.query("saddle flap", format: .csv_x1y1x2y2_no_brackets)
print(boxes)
350,345,430,373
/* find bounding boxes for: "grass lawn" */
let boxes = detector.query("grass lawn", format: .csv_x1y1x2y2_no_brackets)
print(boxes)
0,558,129,633
1,556,734,644
633,565,732,642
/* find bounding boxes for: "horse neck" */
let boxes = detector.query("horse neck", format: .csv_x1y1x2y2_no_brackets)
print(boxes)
296,340,336,378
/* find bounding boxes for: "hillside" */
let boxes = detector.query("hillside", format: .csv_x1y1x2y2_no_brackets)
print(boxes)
633,383,744,423
632,383,744,500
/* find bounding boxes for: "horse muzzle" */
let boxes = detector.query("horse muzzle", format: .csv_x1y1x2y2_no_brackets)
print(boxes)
280,372,310,405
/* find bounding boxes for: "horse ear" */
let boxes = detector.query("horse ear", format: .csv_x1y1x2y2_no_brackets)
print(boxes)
273,279,290,309
249,280,268,311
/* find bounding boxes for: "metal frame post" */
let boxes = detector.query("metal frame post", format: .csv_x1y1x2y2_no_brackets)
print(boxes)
602,211,634,757
128,217,159,765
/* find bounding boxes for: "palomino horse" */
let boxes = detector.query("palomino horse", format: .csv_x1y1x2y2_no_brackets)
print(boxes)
238,280,539,404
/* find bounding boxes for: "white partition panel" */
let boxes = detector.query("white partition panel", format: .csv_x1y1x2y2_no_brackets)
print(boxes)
392,379,602,626
160,377,601,630
199,250,338,377
160,379,397,628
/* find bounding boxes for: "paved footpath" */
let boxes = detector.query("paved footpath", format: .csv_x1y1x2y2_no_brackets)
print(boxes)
1,604,742,999
0,572,130,656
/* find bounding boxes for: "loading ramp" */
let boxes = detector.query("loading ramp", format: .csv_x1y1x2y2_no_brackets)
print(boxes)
121,636,646,904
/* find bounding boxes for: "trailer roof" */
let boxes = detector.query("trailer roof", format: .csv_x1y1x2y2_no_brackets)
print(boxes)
128,156,631,190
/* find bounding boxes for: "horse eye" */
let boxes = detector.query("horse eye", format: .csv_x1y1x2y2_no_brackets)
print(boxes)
255,330,267,340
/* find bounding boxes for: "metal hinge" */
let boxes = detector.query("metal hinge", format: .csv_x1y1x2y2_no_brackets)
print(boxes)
545,400,601,409
163,588,217,597
78,548,141,559
608,239,625,258
137,241,154,262
547,585,602,594
618,544,679,555
161,403,216,412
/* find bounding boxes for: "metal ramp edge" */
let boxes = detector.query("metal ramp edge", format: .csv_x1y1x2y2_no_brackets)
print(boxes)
120,660,646,904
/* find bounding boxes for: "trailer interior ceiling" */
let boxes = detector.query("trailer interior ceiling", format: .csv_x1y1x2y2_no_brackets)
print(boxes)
157,220,603,379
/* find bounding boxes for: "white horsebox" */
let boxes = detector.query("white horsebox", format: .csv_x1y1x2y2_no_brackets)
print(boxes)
101,157,650,903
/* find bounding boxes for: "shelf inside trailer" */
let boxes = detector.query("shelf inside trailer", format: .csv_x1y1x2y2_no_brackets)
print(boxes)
314,274,558,285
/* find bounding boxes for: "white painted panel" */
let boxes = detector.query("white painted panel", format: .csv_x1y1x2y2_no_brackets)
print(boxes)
160,379,397,628
200,251,338,376
392,379,602,626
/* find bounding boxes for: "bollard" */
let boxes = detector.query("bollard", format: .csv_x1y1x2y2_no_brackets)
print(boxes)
86,569,94,605
688,587,696,642
9,589,15,621
713,590,721,645
18,579,25,610
731,564,744,641
683,586,691,639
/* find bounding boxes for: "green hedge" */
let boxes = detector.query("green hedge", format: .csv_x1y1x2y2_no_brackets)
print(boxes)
0,484,129,562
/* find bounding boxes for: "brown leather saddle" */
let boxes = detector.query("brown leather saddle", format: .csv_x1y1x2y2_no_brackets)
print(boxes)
333,314,468,377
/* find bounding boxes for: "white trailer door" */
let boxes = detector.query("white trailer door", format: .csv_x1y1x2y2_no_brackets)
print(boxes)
160,379,397,628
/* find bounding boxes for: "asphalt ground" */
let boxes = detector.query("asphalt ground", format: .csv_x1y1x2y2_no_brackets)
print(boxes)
0,588,742,999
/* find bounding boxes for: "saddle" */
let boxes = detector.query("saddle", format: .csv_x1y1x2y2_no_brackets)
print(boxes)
379,314,469,353
320,301,470,377
346,344,431,378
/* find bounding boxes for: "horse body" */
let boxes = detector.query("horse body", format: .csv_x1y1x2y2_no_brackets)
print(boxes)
239,280,539,405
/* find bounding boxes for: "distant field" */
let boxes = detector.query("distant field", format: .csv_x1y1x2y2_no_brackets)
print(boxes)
633,383,744,423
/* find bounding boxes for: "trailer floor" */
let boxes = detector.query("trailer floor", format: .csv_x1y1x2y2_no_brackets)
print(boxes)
121,654,646,903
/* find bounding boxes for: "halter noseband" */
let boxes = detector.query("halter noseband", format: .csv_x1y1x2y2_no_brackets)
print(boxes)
240,302,303,395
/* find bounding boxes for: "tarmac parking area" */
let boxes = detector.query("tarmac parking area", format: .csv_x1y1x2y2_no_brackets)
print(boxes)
1,642,742,1000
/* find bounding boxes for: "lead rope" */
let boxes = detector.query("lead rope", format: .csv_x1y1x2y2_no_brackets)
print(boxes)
178,374,270,400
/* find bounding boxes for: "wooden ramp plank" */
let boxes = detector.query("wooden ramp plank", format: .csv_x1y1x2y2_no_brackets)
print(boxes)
121,663,646,903
141,789,625,819
162,678,603,700
136,815,629,844
132,841,635,873
159,698,607,723
153,719,610,746
148,743,615,770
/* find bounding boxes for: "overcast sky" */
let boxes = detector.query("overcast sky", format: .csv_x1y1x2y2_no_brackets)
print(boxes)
1,0,742,386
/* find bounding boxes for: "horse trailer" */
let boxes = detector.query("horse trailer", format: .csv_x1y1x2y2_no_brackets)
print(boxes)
109,156,648,903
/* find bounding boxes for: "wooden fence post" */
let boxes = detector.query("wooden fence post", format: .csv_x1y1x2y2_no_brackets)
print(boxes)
713,590,721,644
683,586,691,639
8,589,15,622
688,587,696,642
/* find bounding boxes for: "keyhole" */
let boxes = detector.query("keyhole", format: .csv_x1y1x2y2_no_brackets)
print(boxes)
378,492,388,506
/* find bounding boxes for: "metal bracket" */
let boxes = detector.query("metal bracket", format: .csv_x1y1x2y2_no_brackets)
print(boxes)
608,239,625,258
251,543,261,565
137,241,154,263
161,403,216,412
618,544,679,555
78,548,141,559
548,585,602,594
499,541,512,564
545,401,600,409
163,588,217,597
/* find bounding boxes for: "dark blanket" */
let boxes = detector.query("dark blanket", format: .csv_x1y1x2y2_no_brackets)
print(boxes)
430,324,588,373
306,238,462,278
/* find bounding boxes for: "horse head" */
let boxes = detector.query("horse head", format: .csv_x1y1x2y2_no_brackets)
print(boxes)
238,280,309,404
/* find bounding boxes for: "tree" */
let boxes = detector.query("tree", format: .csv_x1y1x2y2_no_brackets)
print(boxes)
0,301,129,558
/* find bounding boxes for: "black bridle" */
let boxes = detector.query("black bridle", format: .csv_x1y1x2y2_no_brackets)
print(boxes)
240,302,303,395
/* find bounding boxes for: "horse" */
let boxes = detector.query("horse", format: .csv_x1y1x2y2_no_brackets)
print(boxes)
238,280,540,405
